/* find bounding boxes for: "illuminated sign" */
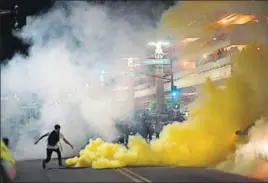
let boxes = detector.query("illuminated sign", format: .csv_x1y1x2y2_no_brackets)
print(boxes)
142,59,171,65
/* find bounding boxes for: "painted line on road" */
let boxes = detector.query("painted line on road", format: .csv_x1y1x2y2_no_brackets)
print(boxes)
122,168,152,183
116,168,142,182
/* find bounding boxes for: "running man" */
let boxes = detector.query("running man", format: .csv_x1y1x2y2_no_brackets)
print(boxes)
34,124,74,169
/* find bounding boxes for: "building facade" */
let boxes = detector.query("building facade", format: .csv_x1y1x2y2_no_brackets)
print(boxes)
133,1,268,110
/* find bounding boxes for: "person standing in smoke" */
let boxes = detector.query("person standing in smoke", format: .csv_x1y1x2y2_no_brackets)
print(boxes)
141,111,147,139
155,111,162,138
2,138,9,147
34,124,74,169
141,110,153,142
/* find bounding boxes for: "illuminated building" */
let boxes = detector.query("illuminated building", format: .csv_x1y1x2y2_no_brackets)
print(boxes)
134,1,268,110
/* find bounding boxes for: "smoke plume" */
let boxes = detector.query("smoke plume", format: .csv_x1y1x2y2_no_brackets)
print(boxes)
65,1,268,177
0,1,164,160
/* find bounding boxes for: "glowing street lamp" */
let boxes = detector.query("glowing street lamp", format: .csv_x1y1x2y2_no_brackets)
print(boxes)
122,57,140,68
99,70,108,86
148,41,170,58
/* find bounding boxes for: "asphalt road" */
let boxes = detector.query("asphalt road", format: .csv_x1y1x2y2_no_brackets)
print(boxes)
14,159,265,182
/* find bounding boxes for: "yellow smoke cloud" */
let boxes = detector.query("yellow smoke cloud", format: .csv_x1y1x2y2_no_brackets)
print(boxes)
65,1,268,170
65,44,268,169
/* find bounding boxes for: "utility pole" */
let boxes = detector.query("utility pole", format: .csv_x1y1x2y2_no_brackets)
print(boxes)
170,58,174,101
147,41,170,113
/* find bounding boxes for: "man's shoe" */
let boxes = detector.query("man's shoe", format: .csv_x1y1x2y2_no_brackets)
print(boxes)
58,164,65,169
42,161,46,169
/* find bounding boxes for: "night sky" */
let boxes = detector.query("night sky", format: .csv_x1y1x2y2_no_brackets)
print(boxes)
0,0,176,63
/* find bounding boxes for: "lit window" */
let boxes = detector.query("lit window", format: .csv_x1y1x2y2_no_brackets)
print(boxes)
181,61,196,69
213,14,257,27
180,38,200,45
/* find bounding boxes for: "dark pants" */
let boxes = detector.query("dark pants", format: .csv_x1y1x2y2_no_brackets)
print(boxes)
117,134,129,146
43,148,62,166
144,126,153,143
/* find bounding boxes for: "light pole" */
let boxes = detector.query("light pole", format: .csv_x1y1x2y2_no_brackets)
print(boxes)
147,41,170,59
147,41,170,113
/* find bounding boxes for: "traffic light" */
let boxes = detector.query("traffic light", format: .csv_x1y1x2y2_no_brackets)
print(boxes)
171,86,180,97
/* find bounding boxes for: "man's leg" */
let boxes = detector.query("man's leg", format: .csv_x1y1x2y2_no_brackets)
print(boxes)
54,148,63,166
43,148,53,169
148,131,152,142
125,133,129,145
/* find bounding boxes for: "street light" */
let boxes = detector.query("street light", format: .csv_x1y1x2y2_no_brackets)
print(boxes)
148,40,175,98
148,41,170,59
122,57,140,68
148,41,170,46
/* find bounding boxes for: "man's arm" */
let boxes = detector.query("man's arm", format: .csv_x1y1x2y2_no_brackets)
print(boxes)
35,133,49,144
63,138,74,149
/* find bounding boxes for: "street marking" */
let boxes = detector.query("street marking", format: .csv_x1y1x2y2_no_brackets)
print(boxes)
115,169,142,182
122,168,152,183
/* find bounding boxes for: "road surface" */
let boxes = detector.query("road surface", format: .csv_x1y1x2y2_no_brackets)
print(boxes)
14,159,264,182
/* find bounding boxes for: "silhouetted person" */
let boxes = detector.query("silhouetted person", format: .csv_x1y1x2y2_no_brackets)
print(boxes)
2,137,9,147
155,111,162,138
35,124,74,169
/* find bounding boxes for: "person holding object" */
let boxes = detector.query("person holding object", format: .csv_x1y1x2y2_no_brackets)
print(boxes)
34,124,74,169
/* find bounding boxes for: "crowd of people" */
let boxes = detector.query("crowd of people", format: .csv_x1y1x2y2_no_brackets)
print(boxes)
114,109,185,145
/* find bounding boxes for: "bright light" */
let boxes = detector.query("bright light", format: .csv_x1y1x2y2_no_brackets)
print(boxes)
172,91,177,97
148,41,170,59
222,19,228,24
257,47,260,50
213,38,217,41
180,38,200,45
203,54,207,58
182,61,196,69
181,92,197,97
148,41,170,46
115,85,129,91
123,57,140,68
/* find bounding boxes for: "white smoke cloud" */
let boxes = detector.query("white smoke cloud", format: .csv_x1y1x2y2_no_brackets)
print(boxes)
0,1,165,160
216,117,268,175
